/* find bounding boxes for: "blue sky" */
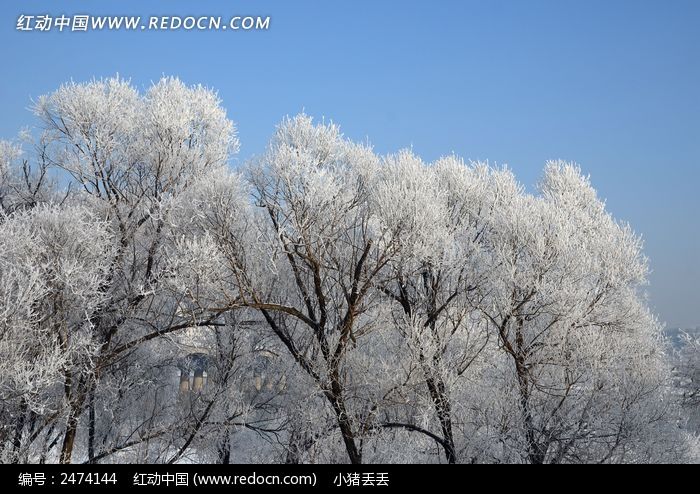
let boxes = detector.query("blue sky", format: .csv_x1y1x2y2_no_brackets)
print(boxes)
1,0,698,327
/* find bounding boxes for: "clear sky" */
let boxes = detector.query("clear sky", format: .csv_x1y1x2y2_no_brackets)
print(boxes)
0,0,698,328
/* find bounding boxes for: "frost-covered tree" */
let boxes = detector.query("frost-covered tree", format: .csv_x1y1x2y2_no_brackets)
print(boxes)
8,76,241,463
675,332,700,433
0,139,55,214
465,161,683,463
0,205,114,463
232,115,393,464
370,152,492,463
0,78,694,464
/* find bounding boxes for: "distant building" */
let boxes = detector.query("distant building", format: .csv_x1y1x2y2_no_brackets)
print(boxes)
178,351,209,393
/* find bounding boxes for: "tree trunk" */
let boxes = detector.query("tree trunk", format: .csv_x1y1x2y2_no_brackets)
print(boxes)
87,389,96,463
217,431,231,464
515,358,546,464
328,372,362,464
59,413,78,464
513,316,547,464
425,373,457,464
421,267,457,464
10,400,27,463
60,375,87,464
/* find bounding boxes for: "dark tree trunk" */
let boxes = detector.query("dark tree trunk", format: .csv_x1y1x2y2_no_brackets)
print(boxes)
10,400,28,463
424,373,457,464
517,366,546,464
87,389,96,463
60,414,78,464
60,374,87,464
514,337,546,464
217,431,231,464
328,372,362,464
